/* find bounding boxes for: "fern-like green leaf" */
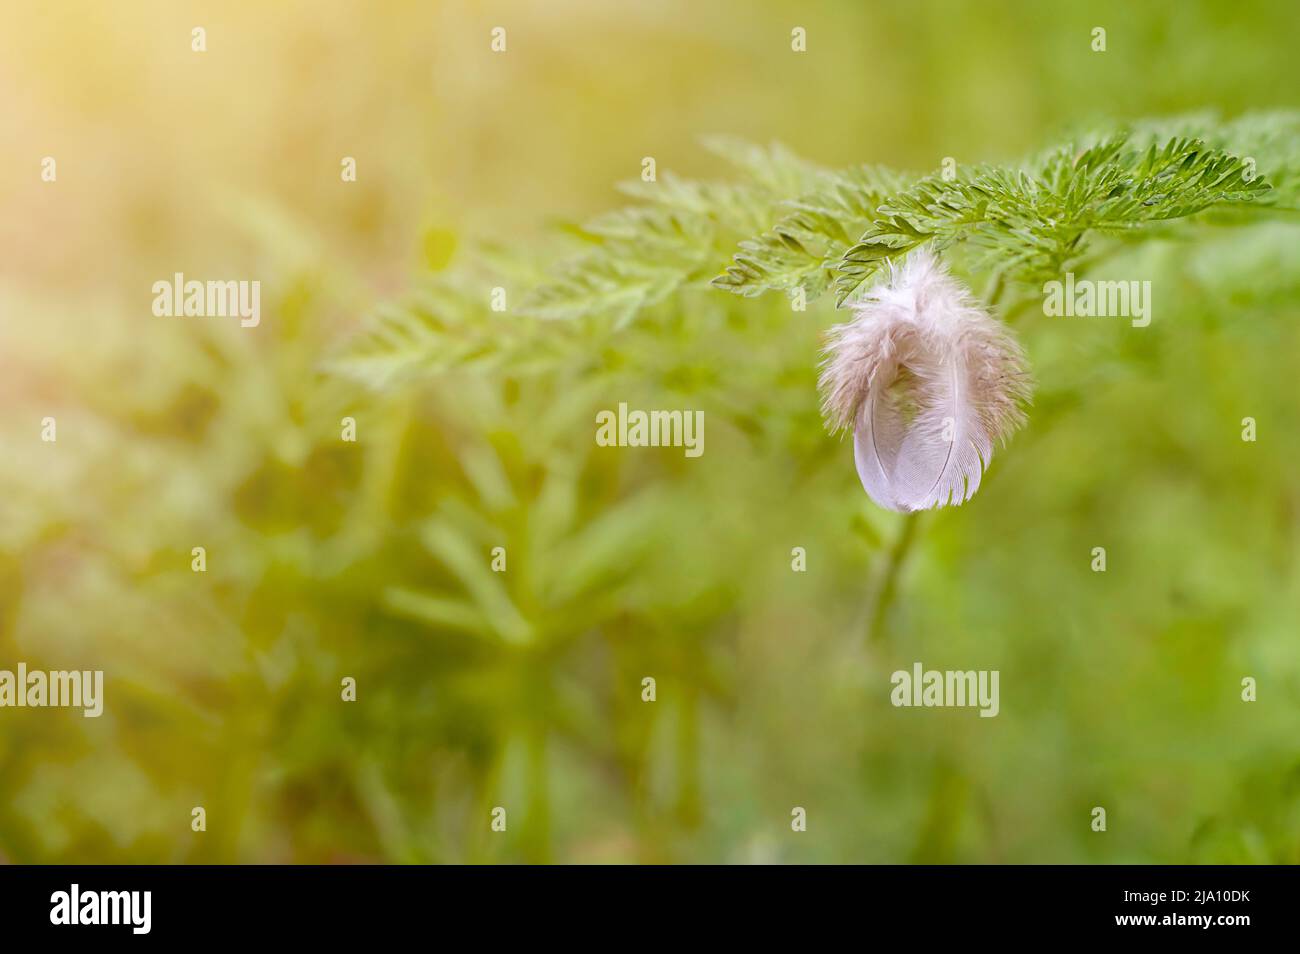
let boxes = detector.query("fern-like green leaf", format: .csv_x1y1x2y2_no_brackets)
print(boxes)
833,134,1271,304
712,164,904,301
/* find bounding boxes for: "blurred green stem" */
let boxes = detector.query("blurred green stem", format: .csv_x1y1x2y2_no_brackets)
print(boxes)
864,512,921,644
675,688,702,828
524,722,551,863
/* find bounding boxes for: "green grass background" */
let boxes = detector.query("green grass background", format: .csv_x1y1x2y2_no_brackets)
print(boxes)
1,0,1298,862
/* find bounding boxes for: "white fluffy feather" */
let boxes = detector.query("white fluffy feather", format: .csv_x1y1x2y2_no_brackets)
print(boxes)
819,250,1031,512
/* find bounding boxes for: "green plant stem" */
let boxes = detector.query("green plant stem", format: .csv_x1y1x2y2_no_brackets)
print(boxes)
863,511,921,644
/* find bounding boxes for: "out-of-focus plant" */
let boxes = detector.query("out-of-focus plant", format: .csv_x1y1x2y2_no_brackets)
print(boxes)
4,110,1299,864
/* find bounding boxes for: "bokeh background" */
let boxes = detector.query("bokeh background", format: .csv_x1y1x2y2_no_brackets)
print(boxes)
1,0,1298,863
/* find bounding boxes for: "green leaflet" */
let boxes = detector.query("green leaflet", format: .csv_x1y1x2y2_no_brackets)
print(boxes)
711,164,905,301
832,135,1272,305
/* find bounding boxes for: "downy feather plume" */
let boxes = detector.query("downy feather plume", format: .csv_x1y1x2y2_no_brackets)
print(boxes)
819,249,1031,512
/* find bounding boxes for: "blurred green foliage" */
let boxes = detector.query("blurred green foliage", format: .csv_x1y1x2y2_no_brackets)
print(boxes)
1,0,1298,864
